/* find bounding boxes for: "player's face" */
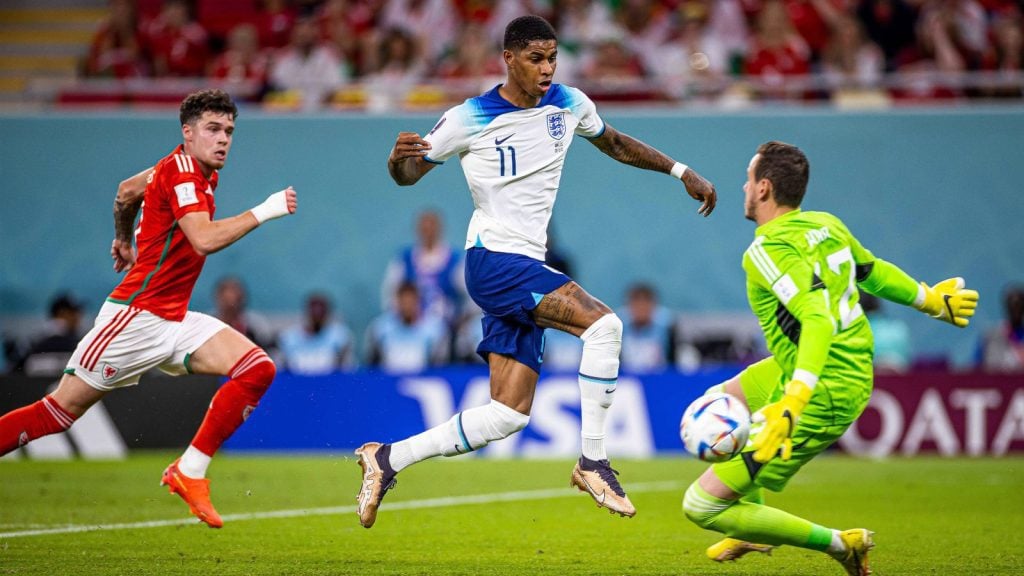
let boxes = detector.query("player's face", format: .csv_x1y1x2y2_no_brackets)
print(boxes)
183,111,235,172
506,40,558,100
743,153,761,222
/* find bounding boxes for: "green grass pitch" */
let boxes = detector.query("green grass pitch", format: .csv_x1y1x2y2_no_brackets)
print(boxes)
1,453,1022,575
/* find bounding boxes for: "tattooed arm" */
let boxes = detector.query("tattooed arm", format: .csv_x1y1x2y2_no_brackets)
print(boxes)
388,132,437,186
111,167,152,272
588,123,717,217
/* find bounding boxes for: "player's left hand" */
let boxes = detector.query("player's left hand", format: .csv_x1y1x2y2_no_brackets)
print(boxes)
681,169,716,217
111,238,136,273
750,379,813,463
916,277,979,328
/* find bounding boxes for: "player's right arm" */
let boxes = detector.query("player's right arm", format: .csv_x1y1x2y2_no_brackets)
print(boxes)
391,106,472,186
745,238,834,462
387,132,436,186
177,187,297,256
111,167,155,272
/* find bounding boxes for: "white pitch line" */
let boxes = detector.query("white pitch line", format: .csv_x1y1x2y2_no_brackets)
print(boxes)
0,480,685,540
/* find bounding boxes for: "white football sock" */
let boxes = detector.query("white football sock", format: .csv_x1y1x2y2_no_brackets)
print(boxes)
577,313,622,461
178,445,212,479
827,529,846,555
389,400,529,472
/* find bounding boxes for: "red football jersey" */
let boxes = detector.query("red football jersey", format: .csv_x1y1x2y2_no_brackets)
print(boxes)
108,145,219,321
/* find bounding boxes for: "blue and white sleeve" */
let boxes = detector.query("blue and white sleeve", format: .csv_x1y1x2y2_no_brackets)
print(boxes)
422,104,472,164
566,87,606,139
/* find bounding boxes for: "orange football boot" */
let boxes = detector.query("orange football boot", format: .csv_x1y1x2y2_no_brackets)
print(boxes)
160,458,224,528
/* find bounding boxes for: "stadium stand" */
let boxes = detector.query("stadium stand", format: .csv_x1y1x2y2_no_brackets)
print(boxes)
2,0,1022,110
0,0,105,105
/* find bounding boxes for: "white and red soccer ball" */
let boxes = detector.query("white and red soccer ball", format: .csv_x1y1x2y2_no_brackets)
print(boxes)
679,392,751,463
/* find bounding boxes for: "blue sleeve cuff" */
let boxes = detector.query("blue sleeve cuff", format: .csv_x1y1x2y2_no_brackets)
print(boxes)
424,155,444,165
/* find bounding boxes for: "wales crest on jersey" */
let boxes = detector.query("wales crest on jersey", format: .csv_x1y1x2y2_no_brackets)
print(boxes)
546,112,566,140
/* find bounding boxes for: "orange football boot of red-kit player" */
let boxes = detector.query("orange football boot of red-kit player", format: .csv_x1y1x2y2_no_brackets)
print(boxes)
161,458,224,528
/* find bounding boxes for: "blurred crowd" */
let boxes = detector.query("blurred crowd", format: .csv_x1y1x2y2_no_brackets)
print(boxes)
77,0,1024,109
4,209,1022,377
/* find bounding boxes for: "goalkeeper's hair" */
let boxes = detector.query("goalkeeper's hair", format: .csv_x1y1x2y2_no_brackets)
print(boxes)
504,15,557,52
180,89,238,126
755,141,809,208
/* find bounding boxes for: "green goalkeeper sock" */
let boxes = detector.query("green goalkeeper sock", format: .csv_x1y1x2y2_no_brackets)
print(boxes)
684,483,833,551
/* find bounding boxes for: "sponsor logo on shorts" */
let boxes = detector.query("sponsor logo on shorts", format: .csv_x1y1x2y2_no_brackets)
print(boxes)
242,405,256,421
18,431,29,447
101,363,119,381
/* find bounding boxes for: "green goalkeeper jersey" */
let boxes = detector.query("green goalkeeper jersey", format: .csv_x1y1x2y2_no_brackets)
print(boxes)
743,209,920,426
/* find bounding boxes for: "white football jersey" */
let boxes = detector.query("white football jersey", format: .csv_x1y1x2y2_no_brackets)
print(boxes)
423,84,605,261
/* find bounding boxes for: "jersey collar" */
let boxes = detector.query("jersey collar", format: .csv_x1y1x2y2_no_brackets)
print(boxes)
482,83,564,110
172,144,218,190
755,208,802,236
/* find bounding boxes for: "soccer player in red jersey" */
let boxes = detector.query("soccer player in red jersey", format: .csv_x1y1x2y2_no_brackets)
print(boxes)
0,89,297,528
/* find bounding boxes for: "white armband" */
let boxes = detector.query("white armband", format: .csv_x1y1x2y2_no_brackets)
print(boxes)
250,190,290,225
670,162,688,180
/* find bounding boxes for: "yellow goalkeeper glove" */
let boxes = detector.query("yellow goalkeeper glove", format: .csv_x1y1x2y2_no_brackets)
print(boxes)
915,277,979,328
751,379,813,463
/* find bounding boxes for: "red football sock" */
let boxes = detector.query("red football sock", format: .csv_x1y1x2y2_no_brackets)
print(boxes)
0,395,77,455
190,348,275,456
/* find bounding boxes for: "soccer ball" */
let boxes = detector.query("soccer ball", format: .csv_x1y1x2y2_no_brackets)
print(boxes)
679,392,751,463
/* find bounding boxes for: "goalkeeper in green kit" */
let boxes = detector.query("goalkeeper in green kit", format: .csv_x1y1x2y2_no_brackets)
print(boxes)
682,141,979,575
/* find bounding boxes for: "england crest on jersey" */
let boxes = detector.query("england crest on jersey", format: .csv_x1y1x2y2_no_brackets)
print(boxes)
546,112,566,140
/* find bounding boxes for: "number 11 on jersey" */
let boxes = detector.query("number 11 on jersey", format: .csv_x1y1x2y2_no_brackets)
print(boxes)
496,146,516,176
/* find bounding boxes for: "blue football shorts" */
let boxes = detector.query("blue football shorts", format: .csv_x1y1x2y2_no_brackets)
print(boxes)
464,247,571,373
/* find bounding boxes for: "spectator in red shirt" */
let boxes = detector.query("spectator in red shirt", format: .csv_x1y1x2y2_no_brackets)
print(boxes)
208,23,270,92
318,0,384,76
254,0,296,49
745,0,811,98
780,0,846,60
85,0,147,78
142,0,210,77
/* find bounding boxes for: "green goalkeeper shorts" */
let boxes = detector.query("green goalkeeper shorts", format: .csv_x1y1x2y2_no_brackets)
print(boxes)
712,357,871,494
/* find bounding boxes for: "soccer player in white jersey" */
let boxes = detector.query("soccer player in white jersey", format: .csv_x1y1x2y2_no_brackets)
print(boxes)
353,15,717,528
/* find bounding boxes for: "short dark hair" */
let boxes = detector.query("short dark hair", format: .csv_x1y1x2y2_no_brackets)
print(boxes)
755,141,810,208
504,15,557,52
179,89,238,126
